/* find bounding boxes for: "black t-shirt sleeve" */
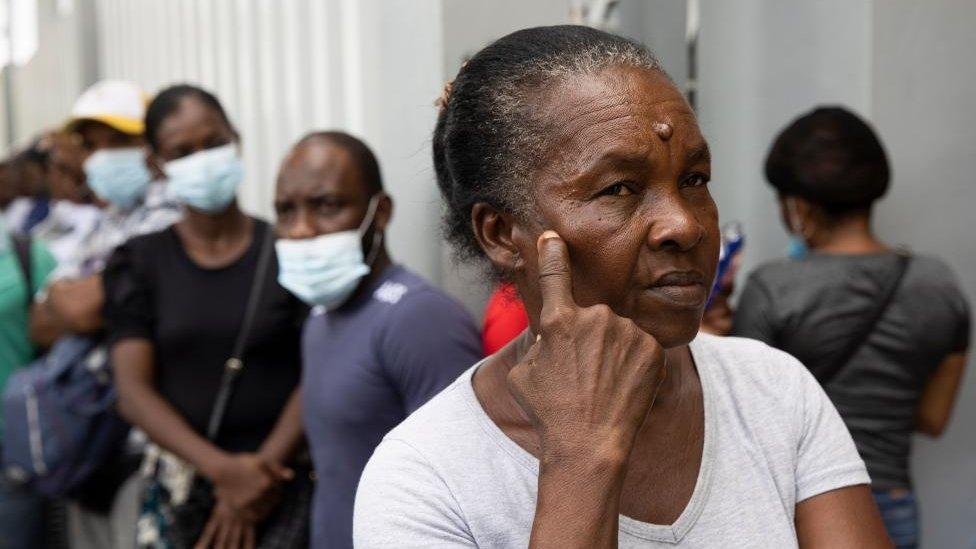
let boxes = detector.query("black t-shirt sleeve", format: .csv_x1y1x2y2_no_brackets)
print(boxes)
103,239,155,344
732,272,779,345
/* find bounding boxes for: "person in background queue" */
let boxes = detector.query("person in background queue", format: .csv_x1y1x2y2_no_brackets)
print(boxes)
274,131,481,548
0,206,58,549
732,106,970,548
104,84,307,549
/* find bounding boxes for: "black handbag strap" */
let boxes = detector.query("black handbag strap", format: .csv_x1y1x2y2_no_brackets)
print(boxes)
12,233,33,304
205,226,276,440
819,252,911,385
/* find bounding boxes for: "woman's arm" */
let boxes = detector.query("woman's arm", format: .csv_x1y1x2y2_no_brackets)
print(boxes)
916,352,968,436
795,485,891,548
46,275,105,334
112,339,285,518
113,338,229,476
29,300,64,349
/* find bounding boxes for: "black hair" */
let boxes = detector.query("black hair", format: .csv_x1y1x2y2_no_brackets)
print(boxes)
433,25,661,270
765,106,890,214
297,131,384,196
145,84,235,152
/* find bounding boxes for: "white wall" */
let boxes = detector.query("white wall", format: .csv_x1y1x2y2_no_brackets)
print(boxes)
92,0,447,283
1,0,95,153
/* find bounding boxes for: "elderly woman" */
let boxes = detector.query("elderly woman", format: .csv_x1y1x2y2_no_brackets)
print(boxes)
354,26,889,548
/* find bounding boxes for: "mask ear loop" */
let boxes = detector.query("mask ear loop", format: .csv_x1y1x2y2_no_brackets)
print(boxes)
359,194,383,267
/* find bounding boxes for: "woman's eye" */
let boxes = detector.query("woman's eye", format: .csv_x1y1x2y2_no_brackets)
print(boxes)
682,174,710,188
596,182,634,198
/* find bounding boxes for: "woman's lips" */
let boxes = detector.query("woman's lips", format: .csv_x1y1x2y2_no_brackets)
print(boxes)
646,271,709,308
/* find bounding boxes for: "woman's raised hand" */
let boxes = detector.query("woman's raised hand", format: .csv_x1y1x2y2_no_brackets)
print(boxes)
508,231,669,467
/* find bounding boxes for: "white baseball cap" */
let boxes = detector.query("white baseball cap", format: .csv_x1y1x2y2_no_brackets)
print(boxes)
65,80,147,135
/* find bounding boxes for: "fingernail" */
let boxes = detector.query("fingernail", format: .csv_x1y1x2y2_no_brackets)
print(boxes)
540,230,560,240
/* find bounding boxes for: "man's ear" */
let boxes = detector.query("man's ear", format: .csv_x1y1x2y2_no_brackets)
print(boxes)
374,193,393,232
471,202,524,274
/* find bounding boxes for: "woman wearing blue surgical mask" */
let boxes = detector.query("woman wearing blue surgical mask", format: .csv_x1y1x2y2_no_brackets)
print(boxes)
102,85,309,549
733,107,970,548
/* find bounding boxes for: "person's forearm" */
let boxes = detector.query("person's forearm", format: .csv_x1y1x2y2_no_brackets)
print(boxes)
29,301,65,348
257,388,305,465
118,382,230,479
52,297,103,334
530,447,627,549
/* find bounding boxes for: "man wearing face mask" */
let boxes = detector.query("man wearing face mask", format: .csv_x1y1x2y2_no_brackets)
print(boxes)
274,131,481,548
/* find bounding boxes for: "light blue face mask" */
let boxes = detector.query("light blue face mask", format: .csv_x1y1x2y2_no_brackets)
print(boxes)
83,147,152,210
164,143,243,213
787,236,809,260
785,197,809,260
275,196,381,309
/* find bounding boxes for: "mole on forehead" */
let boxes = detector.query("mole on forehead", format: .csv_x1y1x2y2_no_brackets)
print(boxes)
652,122,673,141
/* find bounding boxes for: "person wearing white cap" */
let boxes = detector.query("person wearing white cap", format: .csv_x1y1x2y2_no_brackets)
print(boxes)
26,80,181,549
31,80,181,343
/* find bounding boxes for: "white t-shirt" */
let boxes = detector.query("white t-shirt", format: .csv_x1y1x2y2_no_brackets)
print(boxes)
354,335,869,548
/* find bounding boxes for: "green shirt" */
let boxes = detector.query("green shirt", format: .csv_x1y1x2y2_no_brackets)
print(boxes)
0,237,57,389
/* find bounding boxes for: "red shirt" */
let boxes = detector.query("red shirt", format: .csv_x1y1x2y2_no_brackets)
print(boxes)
482,283,529,355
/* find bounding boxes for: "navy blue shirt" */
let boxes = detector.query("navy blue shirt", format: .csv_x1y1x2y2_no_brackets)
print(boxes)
301,264,481,548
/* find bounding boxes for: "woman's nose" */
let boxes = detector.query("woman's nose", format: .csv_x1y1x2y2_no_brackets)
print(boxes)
645,197,704,252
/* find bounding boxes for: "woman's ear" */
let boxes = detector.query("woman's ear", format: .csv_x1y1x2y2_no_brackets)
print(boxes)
471,203,524,273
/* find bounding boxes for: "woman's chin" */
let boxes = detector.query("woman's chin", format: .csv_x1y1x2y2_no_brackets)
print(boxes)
633,311,704,349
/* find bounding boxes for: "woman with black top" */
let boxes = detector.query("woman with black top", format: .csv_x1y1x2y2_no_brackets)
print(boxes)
103,85,306,548
733,107,970,549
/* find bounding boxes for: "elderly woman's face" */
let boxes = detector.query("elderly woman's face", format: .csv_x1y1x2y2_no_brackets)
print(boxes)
516,66,719,347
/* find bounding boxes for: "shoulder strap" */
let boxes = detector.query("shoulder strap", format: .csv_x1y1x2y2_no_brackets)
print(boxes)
205,225,276,440
819,252,911,385
12,233,33,301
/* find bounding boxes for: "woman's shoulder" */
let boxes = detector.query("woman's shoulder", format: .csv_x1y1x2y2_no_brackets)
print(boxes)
118,224,177,254
694,334,818,413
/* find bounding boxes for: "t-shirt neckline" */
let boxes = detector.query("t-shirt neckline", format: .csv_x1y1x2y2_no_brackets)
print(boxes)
459,335,717,544
168,218,265,274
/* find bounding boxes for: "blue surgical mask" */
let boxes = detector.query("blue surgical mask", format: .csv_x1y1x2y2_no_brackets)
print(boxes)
787,236,809,260
276,196,382,309
164,143,243,213
83,147,151,210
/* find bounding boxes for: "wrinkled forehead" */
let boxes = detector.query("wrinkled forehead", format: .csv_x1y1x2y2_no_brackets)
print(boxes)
534,65,705,170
